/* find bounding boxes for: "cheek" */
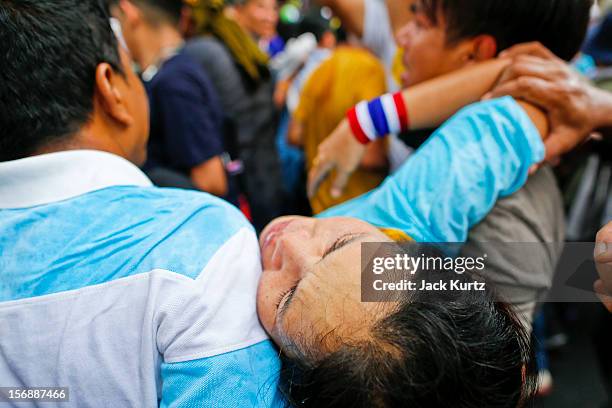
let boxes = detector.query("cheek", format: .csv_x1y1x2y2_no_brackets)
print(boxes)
256,272,277,333
256,268,295,335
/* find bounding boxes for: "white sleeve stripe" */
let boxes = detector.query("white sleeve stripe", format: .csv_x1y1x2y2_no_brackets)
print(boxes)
381,93,401,134
355,101,378,141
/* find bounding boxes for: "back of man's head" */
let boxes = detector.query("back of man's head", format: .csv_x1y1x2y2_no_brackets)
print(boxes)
421,0,593,61
0,0,124,161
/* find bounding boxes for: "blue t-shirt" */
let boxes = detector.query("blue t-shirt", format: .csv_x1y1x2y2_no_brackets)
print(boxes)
144,50,224,173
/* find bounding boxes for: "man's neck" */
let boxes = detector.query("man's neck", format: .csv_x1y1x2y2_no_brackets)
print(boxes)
138,25,184,70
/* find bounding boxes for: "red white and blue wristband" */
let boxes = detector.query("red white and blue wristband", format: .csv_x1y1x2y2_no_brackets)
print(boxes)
347,92,410,144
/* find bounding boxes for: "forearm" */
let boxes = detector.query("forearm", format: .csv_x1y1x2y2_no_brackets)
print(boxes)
347,59,512,144
404,59,511,130
190,156,229,197
287,119,304,147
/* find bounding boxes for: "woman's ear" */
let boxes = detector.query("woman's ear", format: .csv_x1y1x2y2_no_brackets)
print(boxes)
472,35,498,61
94,62,132,127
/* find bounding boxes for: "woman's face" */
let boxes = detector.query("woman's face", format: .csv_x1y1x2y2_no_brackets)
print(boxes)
236,0,279,39
257,216,394,354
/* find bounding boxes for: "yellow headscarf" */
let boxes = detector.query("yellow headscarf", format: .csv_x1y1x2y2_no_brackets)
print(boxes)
380,228,412,242
185,0,269,83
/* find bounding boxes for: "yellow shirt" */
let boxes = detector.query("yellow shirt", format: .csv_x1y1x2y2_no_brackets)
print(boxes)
294,47,388,214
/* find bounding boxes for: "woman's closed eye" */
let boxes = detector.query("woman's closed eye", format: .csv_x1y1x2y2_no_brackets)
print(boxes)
321,233,365,260
276,284,299,317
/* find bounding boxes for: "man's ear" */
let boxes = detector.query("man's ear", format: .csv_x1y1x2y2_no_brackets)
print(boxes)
472,35,498,61
94,62,132,127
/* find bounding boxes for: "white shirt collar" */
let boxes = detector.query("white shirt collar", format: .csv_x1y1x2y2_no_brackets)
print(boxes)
0,150,153,209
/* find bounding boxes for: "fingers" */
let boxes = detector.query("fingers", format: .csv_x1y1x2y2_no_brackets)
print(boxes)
330,169,351,199
307,155,334,199
485,76,559,109
498,42,559,61
493,55,568,91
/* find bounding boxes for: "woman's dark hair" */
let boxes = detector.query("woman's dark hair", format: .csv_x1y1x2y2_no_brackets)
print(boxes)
279,269,537,407
419,0,593,61
0,0,124,162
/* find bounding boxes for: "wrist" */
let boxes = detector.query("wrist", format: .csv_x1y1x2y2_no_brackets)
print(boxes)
346,92,410,144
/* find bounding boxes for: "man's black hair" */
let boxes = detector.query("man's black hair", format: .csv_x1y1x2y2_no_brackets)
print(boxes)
279,258,537,407
419,0,593,61
0,0,124,162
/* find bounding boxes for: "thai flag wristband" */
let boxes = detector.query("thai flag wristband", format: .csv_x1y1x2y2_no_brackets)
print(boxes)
347,92,410,144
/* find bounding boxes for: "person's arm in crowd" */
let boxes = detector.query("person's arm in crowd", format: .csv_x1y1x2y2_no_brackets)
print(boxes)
595,222,612,313
319,97,548,243
190,156,228,197
157,75,229,197
486,42,612,160
308,58,511,198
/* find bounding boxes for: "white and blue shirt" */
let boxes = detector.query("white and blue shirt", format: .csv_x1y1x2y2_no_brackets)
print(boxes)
0,150,282,407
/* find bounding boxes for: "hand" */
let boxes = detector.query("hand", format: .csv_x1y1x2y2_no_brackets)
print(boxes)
485,42,612,164
595,221,612,313
307,119,367,199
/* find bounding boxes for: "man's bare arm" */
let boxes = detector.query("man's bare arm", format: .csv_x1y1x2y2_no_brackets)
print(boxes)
308,58,514,197
191,156,228,197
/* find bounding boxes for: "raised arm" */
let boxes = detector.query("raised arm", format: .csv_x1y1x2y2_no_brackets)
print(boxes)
318,97,547,243
308,58,512,198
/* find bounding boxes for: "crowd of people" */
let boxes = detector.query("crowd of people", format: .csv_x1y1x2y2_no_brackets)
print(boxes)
0,0,611,407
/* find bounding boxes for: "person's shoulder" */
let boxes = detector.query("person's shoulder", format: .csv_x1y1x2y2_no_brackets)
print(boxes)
139,186,249,228
154,52,213,93
100,186,255,279
185,36,230,59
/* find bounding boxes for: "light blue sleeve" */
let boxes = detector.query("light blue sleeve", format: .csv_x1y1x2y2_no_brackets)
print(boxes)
160,341,284,408
319,97,545,243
